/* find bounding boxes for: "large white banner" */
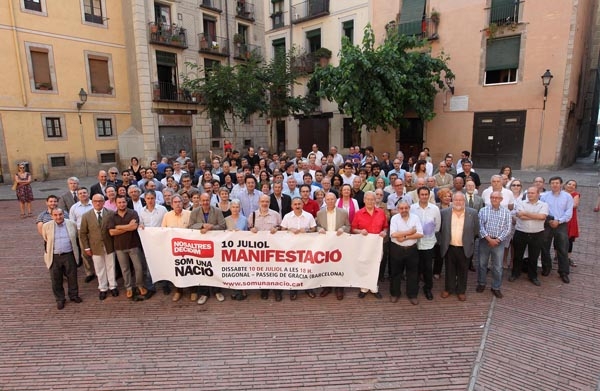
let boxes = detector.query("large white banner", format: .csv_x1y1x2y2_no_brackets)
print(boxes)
138,228,383,291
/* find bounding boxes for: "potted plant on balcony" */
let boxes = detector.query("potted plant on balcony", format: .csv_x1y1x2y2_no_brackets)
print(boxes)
314,47,332,67
430,9,440,25
233,33,244,47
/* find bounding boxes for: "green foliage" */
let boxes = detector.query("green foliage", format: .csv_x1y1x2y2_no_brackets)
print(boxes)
313,24,454,132
182,47,312,130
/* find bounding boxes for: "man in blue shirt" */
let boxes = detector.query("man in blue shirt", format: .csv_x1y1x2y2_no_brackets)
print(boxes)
540,176,573,283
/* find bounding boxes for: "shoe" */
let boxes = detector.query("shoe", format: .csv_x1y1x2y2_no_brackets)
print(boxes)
290,292,297,301
469,265,476,272
476,285,485,293
172,291,181,302
275,292,283,302
390,296,399,303
424,290,433,301
530,278,541,286
358,291,366,299
197,295,208,305
560,274,570,284
70,296,82,303
594,207,599,212
126,288,133,299
260,291,269,300
138,287,148,297
508,275,518,282
144,290,154,300
163,285,171,295
85,275,96,283
110,288,119,297
457,294,467,301
320,287,332,298
373,292,383,299
569,259,577,267
190,293,198,302
433,274,440,280
491,289,503,299
231,292,246,301
409,297,419,305
306,290,316,299
541,269,551,277
215,292,225,302
441,291,450,298
57,301,65,310
99,291,107,301
336,290,344,300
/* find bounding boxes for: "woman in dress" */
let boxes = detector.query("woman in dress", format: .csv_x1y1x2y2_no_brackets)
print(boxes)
129,157,143,181
413,160,428,179
564,179,579,267
14,163,33,218
500,165,515,188
336,184,359,223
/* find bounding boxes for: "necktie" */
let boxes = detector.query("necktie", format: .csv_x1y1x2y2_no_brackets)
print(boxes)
468,195,474,208
97,211,102,226
73,191,78,203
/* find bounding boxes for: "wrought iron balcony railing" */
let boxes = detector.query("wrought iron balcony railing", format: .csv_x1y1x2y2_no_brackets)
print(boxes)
199,33,230,57
235,1,255,21
148,22,188,49
398,17,439,41
271,12,285,29
233,43,262,60
292,0,330,24
489,1,521,26
199,0,222,12
152,81,198,103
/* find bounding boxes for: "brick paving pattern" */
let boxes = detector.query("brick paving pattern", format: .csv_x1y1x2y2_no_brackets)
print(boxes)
0,162,599,390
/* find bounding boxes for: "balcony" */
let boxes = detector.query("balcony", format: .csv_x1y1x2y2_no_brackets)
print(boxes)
291,53,315,74
271,12,285,29
152,81,199,104
199,0,222,13
292,0,329,24
149,22,188,49
233,43,262,60
199,34,230,57
235,1,255,21
398,17,439,41
489,1,521,26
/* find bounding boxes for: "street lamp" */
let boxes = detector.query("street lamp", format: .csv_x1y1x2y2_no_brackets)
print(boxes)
76,88,89,176
541,69,553,111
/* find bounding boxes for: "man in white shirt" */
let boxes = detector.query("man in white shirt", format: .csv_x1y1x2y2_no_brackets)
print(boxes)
69,187,96,283
481,175,515,210
341,162,357,185
308,144,324,166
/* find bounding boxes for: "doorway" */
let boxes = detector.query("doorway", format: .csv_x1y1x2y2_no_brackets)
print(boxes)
472,111,526,169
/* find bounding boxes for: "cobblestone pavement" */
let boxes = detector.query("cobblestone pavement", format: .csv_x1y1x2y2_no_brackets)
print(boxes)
0,157,598,390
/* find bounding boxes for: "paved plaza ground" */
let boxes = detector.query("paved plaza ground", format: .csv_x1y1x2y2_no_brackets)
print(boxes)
0,158,599,390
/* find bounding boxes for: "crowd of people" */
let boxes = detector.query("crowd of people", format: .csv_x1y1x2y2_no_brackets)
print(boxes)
35,143,581,309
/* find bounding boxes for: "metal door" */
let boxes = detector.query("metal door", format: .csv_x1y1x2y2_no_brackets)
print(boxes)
158,127,193,160
472,111,526,169
299,118,329,154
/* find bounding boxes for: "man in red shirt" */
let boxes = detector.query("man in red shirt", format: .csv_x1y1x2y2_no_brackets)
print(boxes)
351,191,389,299
300,184,320,217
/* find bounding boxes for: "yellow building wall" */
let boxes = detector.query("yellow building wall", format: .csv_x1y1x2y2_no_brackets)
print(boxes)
0,0,131,181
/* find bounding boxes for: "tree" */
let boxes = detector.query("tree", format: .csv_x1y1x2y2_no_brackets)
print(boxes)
314,24,454,132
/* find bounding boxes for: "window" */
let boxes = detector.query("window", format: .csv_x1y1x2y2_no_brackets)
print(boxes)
204,59,220,78
50,156,67,167
272,0,284,28
490,0,520,25
23,0,42,12
99,152,117,163
87,56,112,94
272,38,286,61
154,2,171,25
485,36,520,85
211,117,221,138
83,0,103,24
273,0,283,13
306,29,321,53
31,50,52,90
398,0,425,36
97,118,113,137
342,20,354,44
45,117,62,138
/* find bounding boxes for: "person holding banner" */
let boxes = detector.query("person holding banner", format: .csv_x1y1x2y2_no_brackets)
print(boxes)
161,194,191,301
280,197,317,300
189,193,226,305
249,194,283,301
316,192,350,300
352,191,389,299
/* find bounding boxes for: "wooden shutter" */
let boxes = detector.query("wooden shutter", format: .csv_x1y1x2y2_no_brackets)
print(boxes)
89,58,110,93
31,50,51,85
486,36,520,71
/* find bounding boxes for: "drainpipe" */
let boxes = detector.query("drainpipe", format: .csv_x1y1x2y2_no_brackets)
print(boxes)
8,0,28,107
225,0,231,66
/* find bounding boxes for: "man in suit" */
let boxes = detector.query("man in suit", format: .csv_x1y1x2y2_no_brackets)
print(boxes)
79,194,117,300
316,193,351,300
188,193,226,305
439,192,480,301
42,208,82,310
269,181,292,217
58,177,80,213
464,179,485,272
90,170,109,198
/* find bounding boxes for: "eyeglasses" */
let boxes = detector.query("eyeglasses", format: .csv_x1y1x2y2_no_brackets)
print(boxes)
511,184,522,187
109,172,118,175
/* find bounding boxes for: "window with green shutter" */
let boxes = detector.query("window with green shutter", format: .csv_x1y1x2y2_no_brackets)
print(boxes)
398,0,426,36
485,35,520,84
